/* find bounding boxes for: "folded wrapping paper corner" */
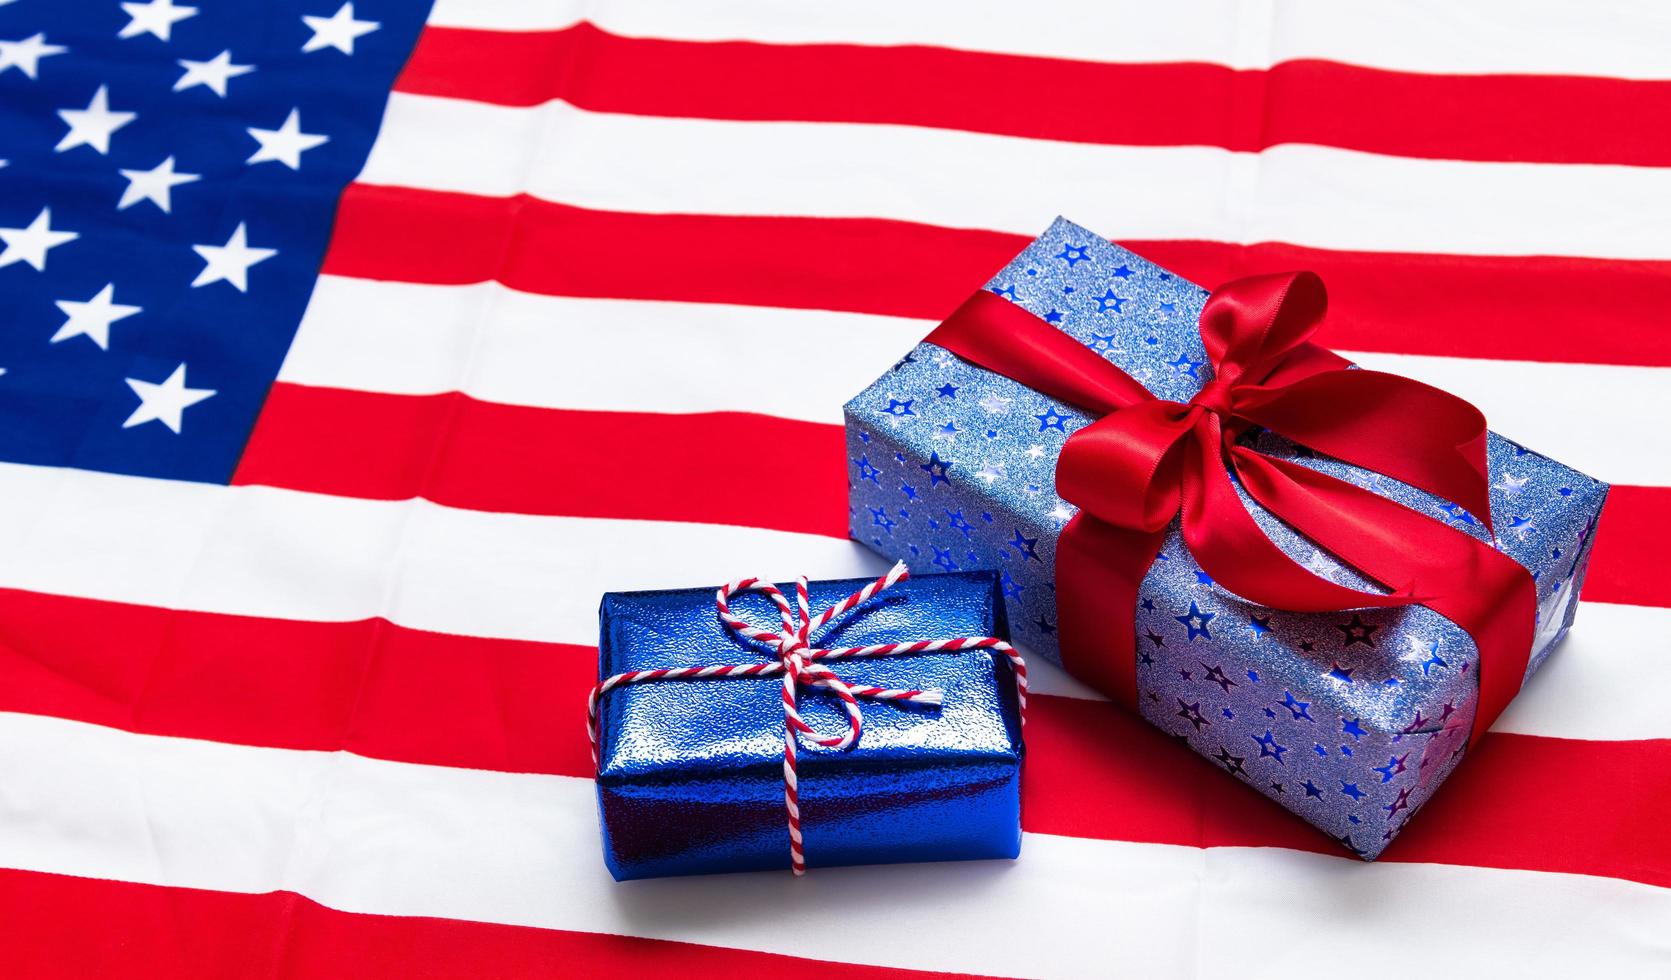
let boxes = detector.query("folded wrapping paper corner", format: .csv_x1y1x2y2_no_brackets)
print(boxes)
844,216,1609,860
593,569,1025,880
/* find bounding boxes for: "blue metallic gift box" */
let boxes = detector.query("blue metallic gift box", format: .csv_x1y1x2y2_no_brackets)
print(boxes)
845,218,1608,859
595,571,1024,880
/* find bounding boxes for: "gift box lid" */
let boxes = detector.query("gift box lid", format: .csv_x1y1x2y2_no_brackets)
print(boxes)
595,570,1023,785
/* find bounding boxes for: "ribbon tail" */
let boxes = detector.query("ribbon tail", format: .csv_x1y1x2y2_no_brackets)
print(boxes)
1233,449,1536,743
1055,513,1165,709
1182,413,1416,613
1234,369,1495,533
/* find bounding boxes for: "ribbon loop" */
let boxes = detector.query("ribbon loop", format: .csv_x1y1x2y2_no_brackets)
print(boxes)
1232,369,1495,532
1199,270,1328,383
588,563,1028,876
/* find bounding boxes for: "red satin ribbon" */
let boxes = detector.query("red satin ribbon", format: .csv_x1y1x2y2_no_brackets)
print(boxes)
925,272,1535,744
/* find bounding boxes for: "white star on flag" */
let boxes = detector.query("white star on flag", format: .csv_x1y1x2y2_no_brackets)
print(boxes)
302,3,379,55
0,207,77,272
118,156,201,213
118,0,198,42
123,363,214,434
52,284,141,350
57,85,137,155
174,50,254,97
191,222,277,292
0,32,67,79
246,109,329,169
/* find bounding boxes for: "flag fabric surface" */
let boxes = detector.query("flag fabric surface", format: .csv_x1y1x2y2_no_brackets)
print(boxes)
1,1,1669,977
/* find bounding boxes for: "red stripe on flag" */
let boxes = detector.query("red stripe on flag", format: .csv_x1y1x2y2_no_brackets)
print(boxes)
1586,485,1671,609
396,23,1671,167
1028,696,1671,885
0,588,1665,886
0,870,987,980
235,384,1664,608
323,186,1671,367
233,386,850,535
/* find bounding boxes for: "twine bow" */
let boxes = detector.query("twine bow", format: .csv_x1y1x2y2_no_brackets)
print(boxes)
589,562,1027,875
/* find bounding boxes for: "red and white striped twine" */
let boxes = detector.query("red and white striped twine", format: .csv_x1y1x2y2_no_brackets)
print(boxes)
588,561,1026,875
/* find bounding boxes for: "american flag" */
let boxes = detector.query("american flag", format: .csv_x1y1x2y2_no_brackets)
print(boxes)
1,1,1667,976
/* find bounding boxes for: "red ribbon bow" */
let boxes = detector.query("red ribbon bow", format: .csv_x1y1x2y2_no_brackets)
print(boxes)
927,271,1535,743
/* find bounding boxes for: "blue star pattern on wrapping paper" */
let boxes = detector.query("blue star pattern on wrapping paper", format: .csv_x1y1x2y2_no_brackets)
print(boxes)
1414,638,1448,676
1279,690,1312,721
1094,288,1127,314
1253,729,1288,764
1008,528,1041,562
919,451,951,487
1373,754,1409,782
1175,601,1214,641
0,0,427,483
1167,352,1203,379
841,217,1611,859
1202,662,1237,693
1337,614,1378,647
1034,405,1070,432
1214,746,1248,777
1056,243,1090,266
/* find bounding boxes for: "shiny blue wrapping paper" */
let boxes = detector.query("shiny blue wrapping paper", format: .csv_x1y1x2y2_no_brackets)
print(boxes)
595,571,1024,880
845,218,1609,859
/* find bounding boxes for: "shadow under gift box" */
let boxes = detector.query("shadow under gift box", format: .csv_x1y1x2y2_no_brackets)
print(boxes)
595,571,1025,881
845,217,1608,860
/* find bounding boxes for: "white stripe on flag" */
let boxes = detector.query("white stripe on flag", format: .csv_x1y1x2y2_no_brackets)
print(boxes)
283,278,926,424
287,278,1671,485
359,94,1671,261
2,712,1666,979
0,463,1656,740
424,0,1671,81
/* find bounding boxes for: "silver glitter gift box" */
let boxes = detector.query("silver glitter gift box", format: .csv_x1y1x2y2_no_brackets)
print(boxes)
844,217,1608,858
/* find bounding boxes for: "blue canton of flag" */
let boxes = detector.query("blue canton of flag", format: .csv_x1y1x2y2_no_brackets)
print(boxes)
0,0,427,483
